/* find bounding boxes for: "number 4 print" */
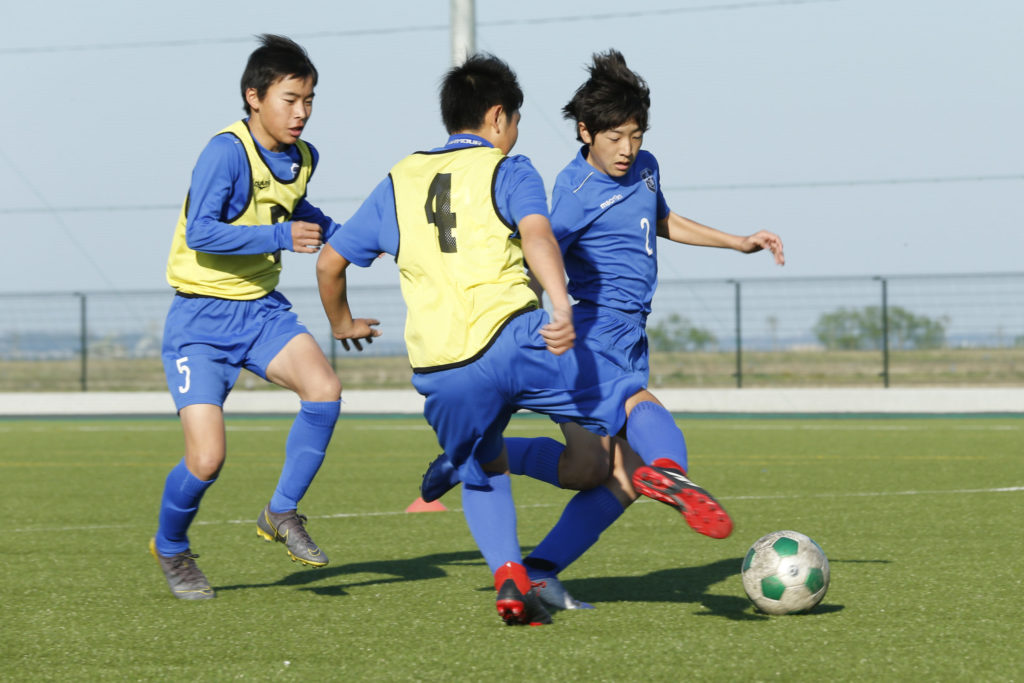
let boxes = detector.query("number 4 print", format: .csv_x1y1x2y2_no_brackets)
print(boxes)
424,173,457,253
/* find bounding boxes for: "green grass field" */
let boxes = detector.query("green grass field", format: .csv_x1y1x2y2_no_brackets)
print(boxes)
2,414,1021,681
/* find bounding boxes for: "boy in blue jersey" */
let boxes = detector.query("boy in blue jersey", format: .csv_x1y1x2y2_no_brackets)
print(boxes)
150,35,367,600
317,54,640,626
518,49,786,608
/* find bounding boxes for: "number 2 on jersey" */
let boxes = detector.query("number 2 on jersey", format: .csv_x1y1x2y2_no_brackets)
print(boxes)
424,173,457,253
640,217,654,256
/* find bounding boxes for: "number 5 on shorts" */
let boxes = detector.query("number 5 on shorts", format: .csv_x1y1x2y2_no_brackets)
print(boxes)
175,356,191,394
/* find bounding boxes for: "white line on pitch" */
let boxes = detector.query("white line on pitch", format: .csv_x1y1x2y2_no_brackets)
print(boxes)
7,486,1022,534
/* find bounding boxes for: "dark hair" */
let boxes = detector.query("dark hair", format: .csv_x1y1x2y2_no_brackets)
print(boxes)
440,53,524,133
563,49,650,142
240,34,318,114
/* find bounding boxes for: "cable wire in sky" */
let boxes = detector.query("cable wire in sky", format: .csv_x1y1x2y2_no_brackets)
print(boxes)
0,0,840,54
1,173,1018,216
665,173,1024,193
0,146,119,290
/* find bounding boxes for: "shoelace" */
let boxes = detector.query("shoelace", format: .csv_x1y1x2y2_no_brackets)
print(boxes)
280,513,314,544
170,552,205,582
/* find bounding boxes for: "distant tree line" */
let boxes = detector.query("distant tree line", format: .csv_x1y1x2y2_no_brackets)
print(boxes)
648,314,717,352
647,306,950,352
813,306,948,350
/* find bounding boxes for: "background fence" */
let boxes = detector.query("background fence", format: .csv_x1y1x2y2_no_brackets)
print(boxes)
1,273,1022,392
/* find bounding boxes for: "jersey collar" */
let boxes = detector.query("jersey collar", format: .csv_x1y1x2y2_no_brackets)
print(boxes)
444,133,493,149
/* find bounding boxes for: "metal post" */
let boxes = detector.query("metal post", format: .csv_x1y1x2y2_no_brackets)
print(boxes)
876,276,890,388
76,292,87,391
730,280,743,388
450,0,475,65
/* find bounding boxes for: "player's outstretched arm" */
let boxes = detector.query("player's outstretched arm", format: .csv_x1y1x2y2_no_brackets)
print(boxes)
518,213,575,355
657,212,785,265
316,244,382,351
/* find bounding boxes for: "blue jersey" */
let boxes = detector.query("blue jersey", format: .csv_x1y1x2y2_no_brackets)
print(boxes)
183,122,337,256
550,147,670,318
328,134,549,265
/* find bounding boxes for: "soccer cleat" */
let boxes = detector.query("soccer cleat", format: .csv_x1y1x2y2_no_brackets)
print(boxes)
420,452,460,502
494,561,553,626
632,458,733,539
256,505,329,567
149,537,215,600
532,576,595,610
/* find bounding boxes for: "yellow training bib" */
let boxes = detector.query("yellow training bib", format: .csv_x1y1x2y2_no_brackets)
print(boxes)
166,120,313,299
390,146,537,371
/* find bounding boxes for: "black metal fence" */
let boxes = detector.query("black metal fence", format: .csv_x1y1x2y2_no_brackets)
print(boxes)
1,273,1022,391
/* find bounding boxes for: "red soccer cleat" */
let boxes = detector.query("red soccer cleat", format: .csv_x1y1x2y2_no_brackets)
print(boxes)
494,561,553,626
632,458,733,539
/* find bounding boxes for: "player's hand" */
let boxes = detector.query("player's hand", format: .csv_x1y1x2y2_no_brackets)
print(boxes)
540,306,575,356
740,230,785,266
291,221,323,254
333,318,382,352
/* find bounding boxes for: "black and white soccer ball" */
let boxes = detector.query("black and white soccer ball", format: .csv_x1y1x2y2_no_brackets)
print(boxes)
741,530,830,615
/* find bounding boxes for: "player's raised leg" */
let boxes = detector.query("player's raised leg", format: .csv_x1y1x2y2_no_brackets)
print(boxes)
627,394,732,539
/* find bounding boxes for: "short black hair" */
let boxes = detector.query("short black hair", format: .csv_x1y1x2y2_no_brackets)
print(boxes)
563,50,650,142
440,54,524,133
240,34,318,114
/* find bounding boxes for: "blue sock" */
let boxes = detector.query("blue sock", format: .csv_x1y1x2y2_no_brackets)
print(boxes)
270,400,340,512
626,401,688,471
155,458,215,556
461,472,520,574
524,486,624,578
505,437,563,487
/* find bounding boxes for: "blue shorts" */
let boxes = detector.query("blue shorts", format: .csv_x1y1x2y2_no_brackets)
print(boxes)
548,301,649,428
410,308,643,488
161,291,309,411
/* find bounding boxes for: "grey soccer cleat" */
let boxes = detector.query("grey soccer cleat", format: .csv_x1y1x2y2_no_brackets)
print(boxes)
256,505,329,567
532,576,595,610
149,537,215,600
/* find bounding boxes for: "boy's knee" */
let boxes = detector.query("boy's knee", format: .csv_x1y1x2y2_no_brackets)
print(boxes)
303,374,342,402
185,451,225,481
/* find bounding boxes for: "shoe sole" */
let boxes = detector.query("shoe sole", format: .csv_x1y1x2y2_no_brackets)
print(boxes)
256,525,328,568
633,469,733,539
496,581,550,626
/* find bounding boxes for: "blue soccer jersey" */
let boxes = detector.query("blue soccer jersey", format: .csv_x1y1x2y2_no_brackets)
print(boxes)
550,147,670,317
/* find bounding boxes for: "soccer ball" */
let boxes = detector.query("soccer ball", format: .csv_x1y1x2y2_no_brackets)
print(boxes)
741,530,830,615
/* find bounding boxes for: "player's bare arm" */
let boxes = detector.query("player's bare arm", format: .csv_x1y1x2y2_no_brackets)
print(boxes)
518,213,575,355
315,244,381,351
657,212,785,265
291,220,324,253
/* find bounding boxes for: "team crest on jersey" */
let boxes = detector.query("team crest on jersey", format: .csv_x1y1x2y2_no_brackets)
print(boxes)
640,167,657,192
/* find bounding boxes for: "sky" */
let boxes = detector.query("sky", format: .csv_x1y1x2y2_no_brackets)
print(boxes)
1,0,1021,296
